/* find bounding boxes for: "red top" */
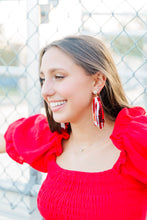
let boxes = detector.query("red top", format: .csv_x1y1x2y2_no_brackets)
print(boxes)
4,107,147,220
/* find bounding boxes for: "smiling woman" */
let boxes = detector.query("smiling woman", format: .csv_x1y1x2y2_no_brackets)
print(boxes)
40,46,98,128
40,35,130,133
0,35,147,220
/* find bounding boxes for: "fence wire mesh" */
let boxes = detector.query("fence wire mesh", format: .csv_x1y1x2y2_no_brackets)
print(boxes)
0,0,147,218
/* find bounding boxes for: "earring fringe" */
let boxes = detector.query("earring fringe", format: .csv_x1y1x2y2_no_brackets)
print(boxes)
92,96,104,129
61,122,70,131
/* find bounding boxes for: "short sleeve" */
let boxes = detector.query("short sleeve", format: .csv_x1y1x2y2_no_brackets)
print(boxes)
4,114,69,172
110,107,147,185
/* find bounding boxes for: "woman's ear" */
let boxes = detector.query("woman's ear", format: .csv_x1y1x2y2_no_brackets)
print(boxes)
92,72,106,93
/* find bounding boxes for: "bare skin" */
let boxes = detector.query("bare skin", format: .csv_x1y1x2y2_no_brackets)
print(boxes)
56,116,121,173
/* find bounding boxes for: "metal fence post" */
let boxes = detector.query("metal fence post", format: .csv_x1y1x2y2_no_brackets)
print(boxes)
26,0,42,194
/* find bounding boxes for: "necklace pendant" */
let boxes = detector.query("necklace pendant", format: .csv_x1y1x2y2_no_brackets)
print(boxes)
80,148,85,152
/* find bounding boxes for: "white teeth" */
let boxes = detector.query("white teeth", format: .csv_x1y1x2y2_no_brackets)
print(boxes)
50,101,66,108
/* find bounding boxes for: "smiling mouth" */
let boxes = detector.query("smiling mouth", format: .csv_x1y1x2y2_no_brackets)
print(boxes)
49,100,67,108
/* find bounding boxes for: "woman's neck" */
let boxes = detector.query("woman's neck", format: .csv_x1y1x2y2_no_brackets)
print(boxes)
68,116,115,151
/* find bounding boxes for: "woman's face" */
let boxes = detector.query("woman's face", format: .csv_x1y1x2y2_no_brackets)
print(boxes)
40,47,96,125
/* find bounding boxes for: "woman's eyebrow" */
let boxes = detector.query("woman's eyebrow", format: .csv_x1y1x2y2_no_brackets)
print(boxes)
40,68,66,75
49,68,66,73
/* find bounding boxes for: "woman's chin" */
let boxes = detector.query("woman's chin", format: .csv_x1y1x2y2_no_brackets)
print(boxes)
53,117,69,124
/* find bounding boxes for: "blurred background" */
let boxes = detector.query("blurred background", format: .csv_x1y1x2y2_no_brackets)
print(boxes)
0,0,147,219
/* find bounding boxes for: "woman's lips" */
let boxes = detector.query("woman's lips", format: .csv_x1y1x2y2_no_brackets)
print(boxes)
48,100,67,112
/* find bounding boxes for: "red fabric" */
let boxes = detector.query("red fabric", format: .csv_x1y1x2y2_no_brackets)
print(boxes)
5,114,69,172
4,107,147,220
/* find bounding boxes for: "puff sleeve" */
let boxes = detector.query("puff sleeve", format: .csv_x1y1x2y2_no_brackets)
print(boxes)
4,114,69,172
110,107,147,185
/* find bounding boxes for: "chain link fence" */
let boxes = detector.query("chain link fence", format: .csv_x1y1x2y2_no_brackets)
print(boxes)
0,0,147,219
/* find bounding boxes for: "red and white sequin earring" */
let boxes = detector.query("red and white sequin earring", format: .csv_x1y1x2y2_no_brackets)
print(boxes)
61,122,70,131
92,90,104,129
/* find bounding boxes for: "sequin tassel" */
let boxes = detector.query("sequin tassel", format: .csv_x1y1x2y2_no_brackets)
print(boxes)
92,96,104,129
61,122,70,131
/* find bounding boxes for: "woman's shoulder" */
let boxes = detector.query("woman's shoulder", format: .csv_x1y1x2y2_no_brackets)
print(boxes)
110,106,147,184
110,106,147,147
4,114,69,172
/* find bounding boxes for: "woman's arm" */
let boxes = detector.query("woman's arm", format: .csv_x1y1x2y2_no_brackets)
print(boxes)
0,134,6,153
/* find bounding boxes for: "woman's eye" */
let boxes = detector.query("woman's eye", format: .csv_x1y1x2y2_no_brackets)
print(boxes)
54,75,64,79
40,77,45,84
40,72,45,83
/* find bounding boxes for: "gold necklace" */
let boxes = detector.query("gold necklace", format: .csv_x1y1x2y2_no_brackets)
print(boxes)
79,138,110,152
79,144,97,152
79,146,89,152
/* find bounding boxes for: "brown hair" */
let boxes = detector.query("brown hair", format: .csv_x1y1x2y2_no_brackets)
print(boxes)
40,35,130,133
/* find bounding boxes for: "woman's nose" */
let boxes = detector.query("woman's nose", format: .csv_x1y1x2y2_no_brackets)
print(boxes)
41,80,55,99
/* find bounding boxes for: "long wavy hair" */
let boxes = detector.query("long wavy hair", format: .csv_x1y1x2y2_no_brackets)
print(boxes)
39,35,130,133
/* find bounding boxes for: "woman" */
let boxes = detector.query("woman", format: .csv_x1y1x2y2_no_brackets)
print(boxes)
0,35,147,220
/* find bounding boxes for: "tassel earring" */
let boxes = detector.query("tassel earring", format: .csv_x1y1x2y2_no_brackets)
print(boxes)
61,122,70,131
92,91,104,129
